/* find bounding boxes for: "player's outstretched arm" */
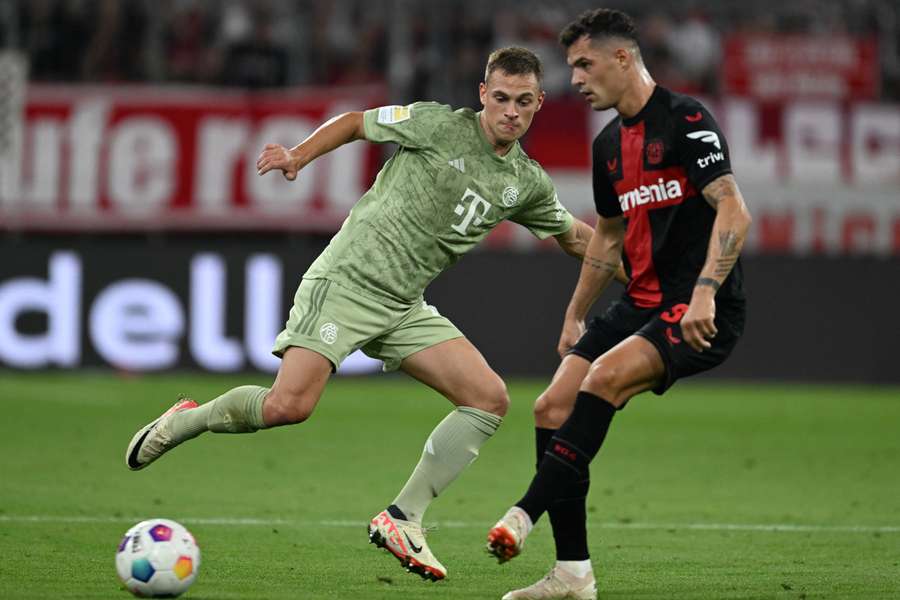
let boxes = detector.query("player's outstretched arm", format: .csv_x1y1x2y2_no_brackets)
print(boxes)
682,174,752,352
555,219,629,283
554,218,593,260
558,215,625,356
255,111,367,181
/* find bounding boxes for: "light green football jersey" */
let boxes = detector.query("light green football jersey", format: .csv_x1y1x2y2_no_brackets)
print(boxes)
303,101,575,308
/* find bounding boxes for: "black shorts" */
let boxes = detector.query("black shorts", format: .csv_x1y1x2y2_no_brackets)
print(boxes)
568,296,746,395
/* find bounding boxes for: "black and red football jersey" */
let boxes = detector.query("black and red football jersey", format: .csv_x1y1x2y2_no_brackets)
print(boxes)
593,85,745,307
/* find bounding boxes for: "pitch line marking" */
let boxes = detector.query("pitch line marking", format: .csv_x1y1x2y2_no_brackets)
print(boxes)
1,515,898,534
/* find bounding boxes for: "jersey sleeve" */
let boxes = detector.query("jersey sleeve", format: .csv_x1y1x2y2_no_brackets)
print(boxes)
362,101,449,149
510,170,575,239
676,103,733,191
592,136,622,218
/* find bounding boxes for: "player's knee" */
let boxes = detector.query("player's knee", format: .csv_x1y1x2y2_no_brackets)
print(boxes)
263,389,317,425
469,375,509,417
582,361,629,408
533,390,572,428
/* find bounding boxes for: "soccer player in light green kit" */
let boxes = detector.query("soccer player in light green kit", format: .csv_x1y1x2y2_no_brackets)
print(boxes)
126,47,599,582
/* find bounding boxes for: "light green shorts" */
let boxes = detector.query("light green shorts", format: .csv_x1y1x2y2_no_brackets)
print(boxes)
272,278,464,371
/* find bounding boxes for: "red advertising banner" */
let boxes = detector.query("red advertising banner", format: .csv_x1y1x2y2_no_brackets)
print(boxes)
0,84,385,231
722,34,880,101
2,84,898,255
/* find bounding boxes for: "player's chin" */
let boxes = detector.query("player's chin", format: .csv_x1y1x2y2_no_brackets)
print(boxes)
590,97,615,111
497,131,521,144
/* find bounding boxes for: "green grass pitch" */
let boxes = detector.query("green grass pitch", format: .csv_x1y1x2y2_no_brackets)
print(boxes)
1,372,898,599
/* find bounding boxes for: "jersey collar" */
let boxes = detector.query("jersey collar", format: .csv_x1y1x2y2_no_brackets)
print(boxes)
621,85,663,128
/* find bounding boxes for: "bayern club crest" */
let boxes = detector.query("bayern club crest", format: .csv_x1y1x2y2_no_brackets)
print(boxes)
502,186,519,207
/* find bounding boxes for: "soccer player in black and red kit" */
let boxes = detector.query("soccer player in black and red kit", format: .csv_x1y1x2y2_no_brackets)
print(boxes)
486,9,753,600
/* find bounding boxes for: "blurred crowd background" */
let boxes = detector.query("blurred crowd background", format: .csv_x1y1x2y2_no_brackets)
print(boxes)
3,0,899,105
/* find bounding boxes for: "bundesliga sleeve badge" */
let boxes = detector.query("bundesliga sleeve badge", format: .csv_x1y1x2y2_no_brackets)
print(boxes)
377,105,412,124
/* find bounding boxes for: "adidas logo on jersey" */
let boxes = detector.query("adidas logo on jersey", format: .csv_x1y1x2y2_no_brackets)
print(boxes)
448,158,465,173
618,178,684,212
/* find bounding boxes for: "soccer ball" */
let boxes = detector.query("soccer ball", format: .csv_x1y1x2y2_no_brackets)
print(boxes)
116,518,201,598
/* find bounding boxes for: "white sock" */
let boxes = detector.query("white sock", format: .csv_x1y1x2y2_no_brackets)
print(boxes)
556,559,593,578
510,506,534,535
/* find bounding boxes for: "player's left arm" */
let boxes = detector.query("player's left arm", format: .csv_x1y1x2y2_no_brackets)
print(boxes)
681,174,752,352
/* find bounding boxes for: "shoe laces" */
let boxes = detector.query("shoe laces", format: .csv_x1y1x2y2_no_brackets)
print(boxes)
404,523,435,545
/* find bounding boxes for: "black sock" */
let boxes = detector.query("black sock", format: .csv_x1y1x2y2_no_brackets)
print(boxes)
539,427,591,560
517,392,616,526
535,427,555,471
387,504,408,520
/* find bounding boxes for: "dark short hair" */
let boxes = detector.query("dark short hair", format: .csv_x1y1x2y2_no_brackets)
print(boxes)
559,8,639,49
484,46,543,85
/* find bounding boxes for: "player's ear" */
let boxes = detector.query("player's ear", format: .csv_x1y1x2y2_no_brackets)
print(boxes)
614,46,632,70
479,82,488,106
535,90,545,112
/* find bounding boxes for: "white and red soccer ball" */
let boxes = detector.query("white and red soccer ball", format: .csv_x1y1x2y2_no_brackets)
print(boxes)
116,518,200,598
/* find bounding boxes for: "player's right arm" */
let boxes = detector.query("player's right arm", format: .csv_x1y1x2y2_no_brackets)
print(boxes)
255,111,367,181
558,214,625,356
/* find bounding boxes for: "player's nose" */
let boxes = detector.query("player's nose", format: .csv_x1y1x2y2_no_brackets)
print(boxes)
570,70,583,87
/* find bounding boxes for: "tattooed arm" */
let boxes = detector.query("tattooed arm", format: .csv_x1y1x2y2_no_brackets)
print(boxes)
555,218,629,282
557,215,626,356
682,174,752,352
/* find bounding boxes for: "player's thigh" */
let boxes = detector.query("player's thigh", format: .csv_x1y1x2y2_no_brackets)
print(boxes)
634,298,746,395
399,337,509,416
533,354,592,428
367,300,506,414
582,335,667,408
568,299,647,365
543,299,648,418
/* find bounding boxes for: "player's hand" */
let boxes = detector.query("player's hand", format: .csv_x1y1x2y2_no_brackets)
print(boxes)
256,144,299,181
682,288,717,352
557,316,586,357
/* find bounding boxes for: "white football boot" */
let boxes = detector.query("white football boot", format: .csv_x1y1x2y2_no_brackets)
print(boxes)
487,506,532,563
126,397,198,470
368,508,447,581
501,566,597,600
